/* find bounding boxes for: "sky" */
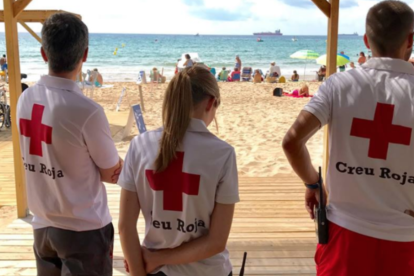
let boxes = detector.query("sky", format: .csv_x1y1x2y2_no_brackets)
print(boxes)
1,0,414,35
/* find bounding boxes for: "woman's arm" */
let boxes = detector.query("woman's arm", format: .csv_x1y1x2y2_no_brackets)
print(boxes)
143,203,235,273
118,188,146,276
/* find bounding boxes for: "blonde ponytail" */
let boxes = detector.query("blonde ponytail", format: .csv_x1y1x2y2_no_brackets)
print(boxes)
154,65,220,172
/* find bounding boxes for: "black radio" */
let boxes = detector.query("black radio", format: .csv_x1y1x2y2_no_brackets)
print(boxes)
314,167,329,244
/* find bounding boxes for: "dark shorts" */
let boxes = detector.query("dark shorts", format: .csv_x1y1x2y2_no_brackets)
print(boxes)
149,272,233,276
34,223,114,276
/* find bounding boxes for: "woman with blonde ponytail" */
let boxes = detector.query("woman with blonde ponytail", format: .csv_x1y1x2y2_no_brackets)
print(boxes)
118,65,239,276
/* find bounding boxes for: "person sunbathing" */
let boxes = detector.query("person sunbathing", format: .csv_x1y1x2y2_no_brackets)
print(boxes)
227,68,241,82
88,68,103,87
291,70,299,82
292,84,310,97
218,67,227,80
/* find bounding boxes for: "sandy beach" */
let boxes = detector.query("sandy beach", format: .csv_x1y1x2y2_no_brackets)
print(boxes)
93,81,324,177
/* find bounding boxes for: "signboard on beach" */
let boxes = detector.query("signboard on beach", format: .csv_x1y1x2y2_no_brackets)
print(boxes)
132,104,147,134
123,104,147,138
115,87,126,112
137,71,147,84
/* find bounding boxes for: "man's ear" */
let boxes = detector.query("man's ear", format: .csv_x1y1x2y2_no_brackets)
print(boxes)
40,47,48,62
364,34,371,49
407,32,414,49
82,47,89,62
205,97,215,112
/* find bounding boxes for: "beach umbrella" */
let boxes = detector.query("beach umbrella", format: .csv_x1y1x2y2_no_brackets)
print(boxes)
316,53,350,66
290,50,320,80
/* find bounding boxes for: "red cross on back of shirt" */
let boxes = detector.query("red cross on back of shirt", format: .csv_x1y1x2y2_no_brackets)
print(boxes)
146,152,200,212
350,103,412,160
19,104,52,157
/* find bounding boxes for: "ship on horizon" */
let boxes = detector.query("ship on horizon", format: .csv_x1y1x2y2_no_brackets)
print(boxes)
339,32,359,36
253,29,283,36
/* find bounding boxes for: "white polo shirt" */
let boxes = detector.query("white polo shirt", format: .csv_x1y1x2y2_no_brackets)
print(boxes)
17,75,119,231
304,58,414,242
118,119,239,276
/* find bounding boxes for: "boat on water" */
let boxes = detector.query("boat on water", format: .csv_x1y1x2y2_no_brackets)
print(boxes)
339,32,358,36
257,37,264,42
253,29,283,36
292,37,298,42
195,33,200,37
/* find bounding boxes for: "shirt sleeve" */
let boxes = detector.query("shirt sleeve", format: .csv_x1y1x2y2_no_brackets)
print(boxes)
83,107,119,169
117,140,137,192
303,77,334,127
216,148,240,204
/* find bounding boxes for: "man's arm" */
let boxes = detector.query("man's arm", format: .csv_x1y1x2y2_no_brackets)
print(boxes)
118,188,146,276
143,203,235,273
283,110,324,219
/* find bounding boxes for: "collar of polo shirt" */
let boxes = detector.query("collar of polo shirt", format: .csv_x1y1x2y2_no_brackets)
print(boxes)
188,118,210,133
38,75,83,94
362,58,414,75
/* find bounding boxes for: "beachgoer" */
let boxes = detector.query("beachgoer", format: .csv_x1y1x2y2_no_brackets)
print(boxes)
183,54,194,68
291,70,299,82
118,65,239,276
269,61,281,78
228,68,241,82
218,67,227,80
235,55,242,70
317,66,326,81
339,51,347,72
358,51,367,65
1,55,7,72
350,62,356,69
253,69,263,83
150,67,162,82
291,84,309,97
17,13,122,276
88,68,103,87
175,59,181,74
283,1,414,275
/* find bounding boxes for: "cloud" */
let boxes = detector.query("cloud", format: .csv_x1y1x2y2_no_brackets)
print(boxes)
194,8,249,21
182,0,204,6
279,0,358,9
183,0,253,21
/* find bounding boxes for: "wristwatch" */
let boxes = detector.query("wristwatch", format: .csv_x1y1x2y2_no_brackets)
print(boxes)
305,176,323,190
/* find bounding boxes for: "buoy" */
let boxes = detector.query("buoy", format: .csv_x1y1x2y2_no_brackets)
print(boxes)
122,43,126,48
115,47,118,51
113,51,117,55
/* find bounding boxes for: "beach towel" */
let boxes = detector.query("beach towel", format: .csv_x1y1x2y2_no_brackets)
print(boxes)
283,90,313,98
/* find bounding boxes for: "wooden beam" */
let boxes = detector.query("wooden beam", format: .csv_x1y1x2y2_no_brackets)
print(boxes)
311,0,331,18
0,10,82,22
19,21,41,43
4,0,28,218
13,0,32,18
322,0,340,178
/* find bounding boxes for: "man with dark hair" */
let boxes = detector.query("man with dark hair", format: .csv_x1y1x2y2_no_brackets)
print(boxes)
283,1,414,275
16,13,122,276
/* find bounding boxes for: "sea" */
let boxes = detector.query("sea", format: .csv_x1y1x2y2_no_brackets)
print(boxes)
0,33,368,82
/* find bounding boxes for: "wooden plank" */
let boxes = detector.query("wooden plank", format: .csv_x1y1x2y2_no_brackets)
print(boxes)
12,0,32,18
18,21,41,43
311,0,330,18
0,10,82,23
3,0,28,217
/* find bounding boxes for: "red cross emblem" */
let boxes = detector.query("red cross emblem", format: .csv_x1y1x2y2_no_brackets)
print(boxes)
146,152,200,212
19,104,52,157
350,103,412,160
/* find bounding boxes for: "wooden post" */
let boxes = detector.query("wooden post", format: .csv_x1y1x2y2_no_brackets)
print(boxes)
19,21,41,43
138,85,145,112
4,0,28,218
322,0,339,178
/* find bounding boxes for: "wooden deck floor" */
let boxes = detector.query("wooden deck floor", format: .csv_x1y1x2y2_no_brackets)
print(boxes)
0,129,317,276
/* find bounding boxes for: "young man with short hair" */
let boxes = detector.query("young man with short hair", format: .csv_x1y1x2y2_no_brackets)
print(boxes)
283,1,414,275
17,13,122,276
